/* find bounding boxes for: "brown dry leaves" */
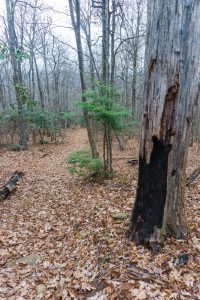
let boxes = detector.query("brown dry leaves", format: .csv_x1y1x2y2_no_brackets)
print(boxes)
0,128,199,299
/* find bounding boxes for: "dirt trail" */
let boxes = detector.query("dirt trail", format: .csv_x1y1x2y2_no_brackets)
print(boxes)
0,128,199,299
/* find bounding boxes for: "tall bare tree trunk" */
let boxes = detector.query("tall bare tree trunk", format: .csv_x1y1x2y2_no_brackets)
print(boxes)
0,74,5,110
80,6,100,84
34,54,45,108
128,0,200,251
131,3,140,118
68,0,98,158
131,47,138,117
110,0,116,86
41,32,50,106
101,0,113,173
6,0,27,150
102,0,109,84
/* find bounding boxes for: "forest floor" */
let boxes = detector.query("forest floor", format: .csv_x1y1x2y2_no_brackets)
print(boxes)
0,128,199,300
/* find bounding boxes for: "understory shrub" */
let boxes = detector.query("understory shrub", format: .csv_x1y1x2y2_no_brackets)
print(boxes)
79,82,129,172
67,149,103,178
9,143,22,151
0,104,73,146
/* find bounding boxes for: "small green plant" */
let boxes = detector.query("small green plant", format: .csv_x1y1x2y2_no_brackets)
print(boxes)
9,143,22,151
67,149,103,178
79,82,129,173
14,84,30,104
15,48,29,61
0,43,9,59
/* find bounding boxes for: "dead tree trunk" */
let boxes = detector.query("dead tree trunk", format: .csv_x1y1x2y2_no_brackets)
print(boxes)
128,0,200,250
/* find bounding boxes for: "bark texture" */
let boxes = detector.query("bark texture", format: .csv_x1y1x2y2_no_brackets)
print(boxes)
129,0,200,249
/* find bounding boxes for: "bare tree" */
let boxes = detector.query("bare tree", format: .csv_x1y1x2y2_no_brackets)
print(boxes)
5,0,28,149
68,0,98,158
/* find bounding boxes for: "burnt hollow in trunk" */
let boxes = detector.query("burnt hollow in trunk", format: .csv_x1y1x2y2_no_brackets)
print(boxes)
129,136,172,245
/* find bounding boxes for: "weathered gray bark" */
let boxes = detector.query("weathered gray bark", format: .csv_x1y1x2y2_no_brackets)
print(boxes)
129,0,200,250
68,0,98,158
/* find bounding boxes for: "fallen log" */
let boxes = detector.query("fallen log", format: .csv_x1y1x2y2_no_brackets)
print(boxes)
186,164,200,186
0,171,24,200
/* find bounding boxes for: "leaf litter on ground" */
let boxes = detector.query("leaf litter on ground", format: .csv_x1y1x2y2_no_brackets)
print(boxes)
0,128,199,299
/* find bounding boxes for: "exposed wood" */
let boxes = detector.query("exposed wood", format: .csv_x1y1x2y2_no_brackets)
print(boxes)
186,164,200,186
0,171,24,200
129,0,200,249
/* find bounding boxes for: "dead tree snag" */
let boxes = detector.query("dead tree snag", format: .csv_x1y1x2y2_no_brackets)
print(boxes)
128,0,200,251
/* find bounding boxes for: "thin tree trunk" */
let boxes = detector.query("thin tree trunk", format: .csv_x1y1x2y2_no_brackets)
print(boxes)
68,0,98,158
101,0,113,173
0,74,5,110
42,34,50,106
107,124,112,172
6,0,27,150
81,15,100,83
128,0,200,251
34,54,44,108
110,0,116,86
30,49,35,100
115,131,125,151
131,9,140,118
131,51,137,117
102,0,109,84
